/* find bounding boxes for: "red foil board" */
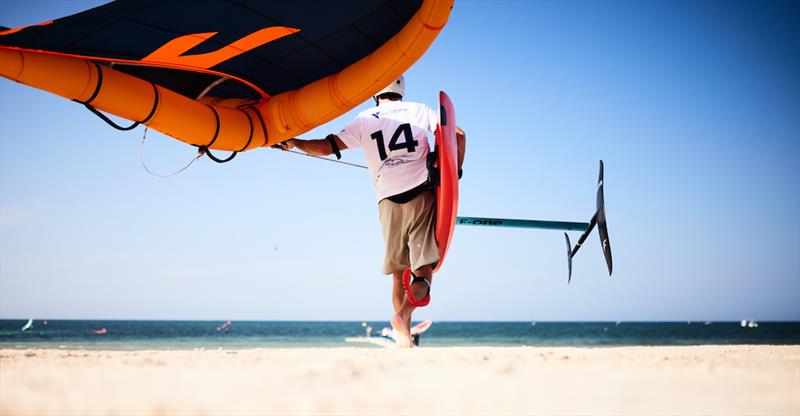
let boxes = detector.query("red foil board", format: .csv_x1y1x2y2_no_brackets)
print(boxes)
433,91,458,273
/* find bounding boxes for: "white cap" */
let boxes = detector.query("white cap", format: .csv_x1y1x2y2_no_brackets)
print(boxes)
373,75,405,100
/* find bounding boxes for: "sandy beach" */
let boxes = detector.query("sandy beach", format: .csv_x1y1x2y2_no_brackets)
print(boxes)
1,345,797,415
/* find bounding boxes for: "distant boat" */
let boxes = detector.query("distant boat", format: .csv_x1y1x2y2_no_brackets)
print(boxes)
216,320,232,333
741,319,758,328
21,319,33,331
344,336,396,348
93,328,107,335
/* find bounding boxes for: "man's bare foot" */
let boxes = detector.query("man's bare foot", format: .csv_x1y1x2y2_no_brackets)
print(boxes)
390,313,414,348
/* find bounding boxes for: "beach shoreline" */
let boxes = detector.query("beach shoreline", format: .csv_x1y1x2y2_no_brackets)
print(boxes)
2,344,798,415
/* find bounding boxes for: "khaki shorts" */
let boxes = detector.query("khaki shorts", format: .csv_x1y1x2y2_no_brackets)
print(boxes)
378,189,440,274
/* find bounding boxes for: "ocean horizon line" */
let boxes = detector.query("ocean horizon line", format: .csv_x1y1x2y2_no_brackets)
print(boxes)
2,318,796,323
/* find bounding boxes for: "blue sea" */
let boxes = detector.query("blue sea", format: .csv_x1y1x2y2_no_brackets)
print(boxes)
0,320,797,350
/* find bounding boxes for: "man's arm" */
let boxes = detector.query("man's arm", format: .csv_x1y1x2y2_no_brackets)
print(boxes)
456,126,466,171
275,135,348,157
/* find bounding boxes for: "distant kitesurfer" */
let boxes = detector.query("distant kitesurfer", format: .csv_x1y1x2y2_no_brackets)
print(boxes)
217,320,232,333
274,76,465,347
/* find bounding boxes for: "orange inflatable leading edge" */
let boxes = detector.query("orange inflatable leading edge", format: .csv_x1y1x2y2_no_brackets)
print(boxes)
0,0,453,152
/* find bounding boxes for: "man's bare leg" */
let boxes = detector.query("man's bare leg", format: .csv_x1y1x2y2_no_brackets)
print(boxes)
392,271,405,313
391,271,412,344
390,264,433,348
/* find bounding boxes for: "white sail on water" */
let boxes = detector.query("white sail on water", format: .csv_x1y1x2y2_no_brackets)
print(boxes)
21,319,33,331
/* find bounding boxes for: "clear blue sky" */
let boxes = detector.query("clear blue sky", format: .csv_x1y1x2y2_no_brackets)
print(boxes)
1,1,798,321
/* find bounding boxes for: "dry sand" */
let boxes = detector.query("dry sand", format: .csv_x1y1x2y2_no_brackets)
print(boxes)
1,345,798,415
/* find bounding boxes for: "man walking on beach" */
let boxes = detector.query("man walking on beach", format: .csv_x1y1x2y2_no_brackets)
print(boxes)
274,76,465,347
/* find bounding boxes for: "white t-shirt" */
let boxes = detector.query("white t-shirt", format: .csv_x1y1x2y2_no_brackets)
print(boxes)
337,100,438,201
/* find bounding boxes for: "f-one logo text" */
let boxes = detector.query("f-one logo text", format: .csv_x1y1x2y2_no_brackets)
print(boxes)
459,218,504,226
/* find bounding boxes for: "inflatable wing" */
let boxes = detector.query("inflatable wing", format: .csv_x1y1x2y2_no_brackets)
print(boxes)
0,0,453,152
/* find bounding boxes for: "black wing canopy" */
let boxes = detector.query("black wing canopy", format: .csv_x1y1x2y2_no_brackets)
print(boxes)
0,0,423,100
